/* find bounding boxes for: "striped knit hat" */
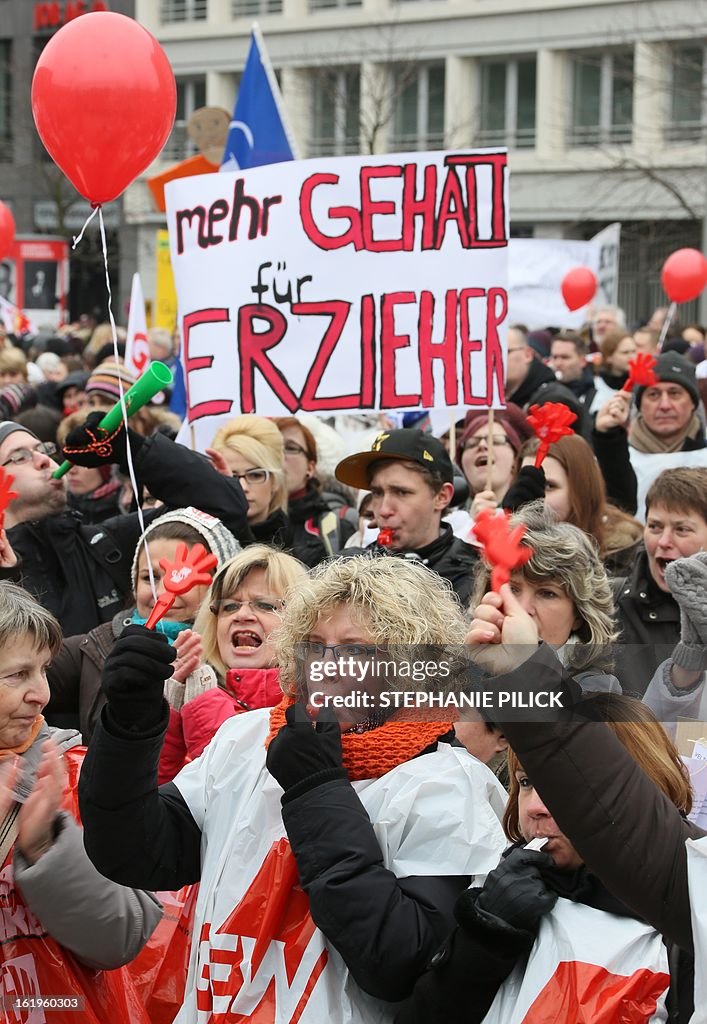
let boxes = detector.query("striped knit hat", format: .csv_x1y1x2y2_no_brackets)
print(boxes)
131,506,242,592
86,359,137,403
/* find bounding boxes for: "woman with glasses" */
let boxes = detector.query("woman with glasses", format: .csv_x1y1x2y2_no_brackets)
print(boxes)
79,556,507,1023
273,416,356,566
160,544,306,781
454,404,532,519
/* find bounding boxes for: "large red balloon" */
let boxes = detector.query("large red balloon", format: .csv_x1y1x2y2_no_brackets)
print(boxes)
661,248,707,304
31,13,176,206
0,202,15,261
561,266,597,312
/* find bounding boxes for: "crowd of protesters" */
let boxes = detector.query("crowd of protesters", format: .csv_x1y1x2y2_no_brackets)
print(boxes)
0,305,704,1021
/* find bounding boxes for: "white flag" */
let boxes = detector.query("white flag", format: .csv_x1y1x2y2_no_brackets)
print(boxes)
125,272,151,378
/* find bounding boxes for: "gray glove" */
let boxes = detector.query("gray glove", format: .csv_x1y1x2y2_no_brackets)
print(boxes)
665,552,707,672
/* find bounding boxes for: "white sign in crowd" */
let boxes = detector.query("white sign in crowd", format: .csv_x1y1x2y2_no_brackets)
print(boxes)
165,149,510,450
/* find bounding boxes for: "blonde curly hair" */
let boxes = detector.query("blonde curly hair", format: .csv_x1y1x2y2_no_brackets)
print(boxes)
276,555,467,695
211,415,287,516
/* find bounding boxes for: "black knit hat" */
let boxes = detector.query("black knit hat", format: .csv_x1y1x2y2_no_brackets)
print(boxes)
0,420,38,451
636,352,700,409
335,429,453,490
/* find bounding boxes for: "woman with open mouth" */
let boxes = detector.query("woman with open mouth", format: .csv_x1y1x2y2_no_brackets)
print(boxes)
159,544,307,781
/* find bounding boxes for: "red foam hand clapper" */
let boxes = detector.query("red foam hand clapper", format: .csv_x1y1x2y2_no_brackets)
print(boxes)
145,542,218,630
622,352,658,392
0,467,18,530
527,403,577,468
472,508,533,592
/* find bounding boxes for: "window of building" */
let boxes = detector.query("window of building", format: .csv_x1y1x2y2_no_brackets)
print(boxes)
309,0,361,10
0,41,11,162
160,0,207,21
570,51,633,146
669,46,705,142
309,68,360,156
391,64,445,151
232,0,282,16
161,77,207,163
478,57,536,148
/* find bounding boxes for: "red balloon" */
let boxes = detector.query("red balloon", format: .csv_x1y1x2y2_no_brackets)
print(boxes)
561,266,598,312
0,202,15,261
661,248,707,304
31,12,176,206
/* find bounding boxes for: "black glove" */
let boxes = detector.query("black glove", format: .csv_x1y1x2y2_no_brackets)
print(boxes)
101,625,175,734
501,465,546,512
266,702,343,796
63,410,144,470
474,847,557,932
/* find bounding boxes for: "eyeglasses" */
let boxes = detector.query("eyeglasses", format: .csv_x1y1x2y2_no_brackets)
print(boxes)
462,436,511,451
1,442,57,467
211,597,284,616
296,642,377,660
232,468,270,485
283,442,309,457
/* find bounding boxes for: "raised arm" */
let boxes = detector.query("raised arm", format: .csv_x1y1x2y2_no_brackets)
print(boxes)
78,626,203,891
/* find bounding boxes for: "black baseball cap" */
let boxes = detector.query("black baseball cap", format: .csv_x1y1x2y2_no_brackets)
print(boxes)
335,428,454,490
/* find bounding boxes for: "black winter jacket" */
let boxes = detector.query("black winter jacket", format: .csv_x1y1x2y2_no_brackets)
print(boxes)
78,707,472,1003
4,432,249,637
612,546,680,696
286,484,356,567
346,523,479,604
396,845,643,1024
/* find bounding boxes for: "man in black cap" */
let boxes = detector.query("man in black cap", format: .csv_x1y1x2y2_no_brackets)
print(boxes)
335,428,478,603
0,418,249,637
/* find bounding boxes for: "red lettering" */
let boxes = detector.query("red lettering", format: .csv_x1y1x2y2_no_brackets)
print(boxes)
360,295,375,407
435,168,470,249
360,166,402,253
295,301,358,411
299,173,362,251
459,288,487,405
379,293,421,408
90,0,108,9
237,305,298,414
446,153,508,247
401,163,437,252
183,309,233,422
418,290,459,407
485,286,507,403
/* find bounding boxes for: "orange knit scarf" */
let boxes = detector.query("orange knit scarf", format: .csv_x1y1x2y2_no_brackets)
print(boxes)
267,699,452,782
0,716,44,759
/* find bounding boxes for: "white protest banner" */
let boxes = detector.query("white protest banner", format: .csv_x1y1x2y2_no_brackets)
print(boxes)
125,272,151,378
165,150,509,450
507,223,621,330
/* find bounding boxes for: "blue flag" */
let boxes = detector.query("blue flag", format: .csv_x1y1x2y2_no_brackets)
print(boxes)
221,27,298,171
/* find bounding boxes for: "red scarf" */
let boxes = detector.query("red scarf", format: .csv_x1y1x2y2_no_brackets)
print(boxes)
267,698,452,782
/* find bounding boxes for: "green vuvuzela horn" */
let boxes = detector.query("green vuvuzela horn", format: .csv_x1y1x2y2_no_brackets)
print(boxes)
52,361,174,479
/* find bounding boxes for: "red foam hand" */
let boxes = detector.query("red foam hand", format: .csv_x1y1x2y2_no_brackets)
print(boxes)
145,542,218,630
377,528,395,548
0,467,18,530
622,352,658,392
526,403,577,468
472,509,533,592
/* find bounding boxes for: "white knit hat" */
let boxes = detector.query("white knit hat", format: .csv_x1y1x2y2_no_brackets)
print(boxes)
131,506,241,591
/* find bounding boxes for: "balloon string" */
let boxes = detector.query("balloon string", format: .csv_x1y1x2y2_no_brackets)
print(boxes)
97,208,159,611
71,206,100,250
657,301,677,352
